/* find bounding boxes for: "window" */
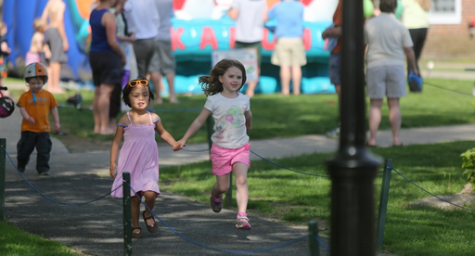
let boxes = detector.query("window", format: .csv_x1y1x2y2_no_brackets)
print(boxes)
428,0,462,24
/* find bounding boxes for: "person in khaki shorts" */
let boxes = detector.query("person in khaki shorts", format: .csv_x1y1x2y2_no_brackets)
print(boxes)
268,0,306,96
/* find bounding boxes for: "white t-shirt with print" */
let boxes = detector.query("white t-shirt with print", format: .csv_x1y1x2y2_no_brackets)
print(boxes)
204,93,250,149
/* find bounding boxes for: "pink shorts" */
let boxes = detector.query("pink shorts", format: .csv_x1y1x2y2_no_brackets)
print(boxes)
210,143,251,176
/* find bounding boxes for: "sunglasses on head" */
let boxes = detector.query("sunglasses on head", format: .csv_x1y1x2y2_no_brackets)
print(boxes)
127,79,149,88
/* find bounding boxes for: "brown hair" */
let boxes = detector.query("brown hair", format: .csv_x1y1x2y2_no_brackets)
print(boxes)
199,59,247,96
122,76,155,107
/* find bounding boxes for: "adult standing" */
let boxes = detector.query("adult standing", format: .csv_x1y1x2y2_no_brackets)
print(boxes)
89,0,125,135
123,0,160,77
364,0,418,147
41,0,69,94
149,0,179,104
228,0,268,98
268,0,306,96
322,0,342,138
401,0,431,75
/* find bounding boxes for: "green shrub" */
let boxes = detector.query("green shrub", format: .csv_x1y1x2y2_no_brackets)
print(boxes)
460,148,475,187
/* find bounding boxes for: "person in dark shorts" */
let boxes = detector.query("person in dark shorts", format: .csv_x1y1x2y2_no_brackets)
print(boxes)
89,0,125,135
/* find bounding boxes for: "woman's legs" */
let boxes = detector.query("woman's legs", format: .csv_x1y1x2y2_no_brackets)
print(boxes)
98,84,115,135
368,99,383,146
93,87,101,134
387,98,402,146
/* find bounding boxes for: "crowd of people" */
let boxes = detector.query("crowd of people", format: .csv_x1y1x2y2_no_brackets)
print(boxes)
6,0,431,237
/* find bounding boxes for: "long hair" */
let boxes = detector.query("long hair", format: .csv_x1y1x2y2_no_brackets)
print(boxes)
199,59,247,96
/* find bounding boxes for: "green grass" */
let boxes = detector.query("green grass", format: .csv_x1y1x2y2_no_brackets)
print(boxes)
7,77,475,144
0,221,83,256
160,141,475,256
5,77,475,255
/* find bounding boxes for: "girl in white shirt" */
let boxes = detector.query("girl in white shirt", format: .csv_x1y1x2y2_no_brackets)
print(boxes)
178,59,253,230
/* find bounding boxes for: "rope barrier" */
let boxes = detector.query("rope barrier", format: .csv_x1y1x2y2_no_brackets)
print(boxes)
313,234,330,252
388,166,475,213
125,182,307,254
1,146,120,206
250,150,330,178
423,81,474,97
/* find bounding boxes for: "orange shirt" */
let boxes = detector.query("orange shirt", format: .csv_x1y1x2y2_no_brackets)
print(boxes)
332,0,343,54
17,90,58,132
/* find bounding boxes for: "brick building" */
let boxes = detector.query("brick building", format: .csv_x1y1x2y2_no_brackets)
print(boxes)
424,0,475,59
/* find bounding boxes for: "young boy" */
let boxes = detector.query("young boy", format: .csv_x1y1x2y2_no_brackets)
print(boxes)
17,62,60,176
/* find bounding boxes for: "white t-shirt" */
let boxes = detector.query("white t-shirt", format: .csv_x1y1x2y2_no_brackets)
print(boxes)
230,0,266,43
204,93,250,149
123,0,160,40
364,13,413,69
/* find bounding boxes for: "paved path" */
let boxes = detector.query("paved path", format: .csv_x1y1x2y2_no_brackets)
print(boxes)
3,71,475,255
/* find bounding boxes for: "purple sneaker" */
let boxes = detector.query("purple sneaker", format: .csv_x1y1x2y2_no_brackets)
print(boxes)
210,193,222,213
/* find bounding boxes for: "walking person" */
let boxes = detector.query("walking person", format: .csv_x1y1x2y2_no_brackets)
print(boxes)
322,0,342,138
123,0,160,77
268,0,306,96
365,0,418,147
110,76,181,238
177,59,253,230
401,0,431,76
228,0,268,97
16,62,61,176
148,0,179,104
89,0,126,135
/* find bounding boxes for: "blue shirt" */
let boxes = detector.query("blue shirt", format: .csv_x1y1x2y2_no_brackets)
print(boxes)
268,0,304,38
89,9,114,52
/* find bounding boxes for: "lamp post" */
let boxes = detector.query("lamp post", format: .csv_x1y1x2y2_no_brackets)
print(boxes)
325,0,382,255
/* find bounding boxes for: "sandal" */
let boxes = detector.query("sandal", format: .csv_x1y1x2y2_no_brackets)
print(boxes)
131,227,143,238
142,211,159,233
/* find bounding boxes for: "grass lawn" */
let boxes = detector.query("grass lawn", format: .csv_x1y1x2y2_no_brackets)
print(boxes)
7,77,475,144
3,77,475,255
0,221,83,256
159,141,475,256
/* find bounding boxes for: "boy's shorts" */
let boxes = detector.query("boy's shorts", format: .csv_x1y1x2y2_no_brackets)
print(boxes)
210,143,251,176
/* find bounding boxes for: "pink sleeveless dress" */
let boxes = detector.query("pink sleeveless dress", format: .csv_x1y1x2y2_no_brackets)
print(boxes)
111,111,160,198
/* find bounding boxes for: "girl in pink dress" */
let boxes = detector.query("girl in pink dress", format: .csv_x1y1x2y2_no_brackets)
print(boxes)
110,77,181,238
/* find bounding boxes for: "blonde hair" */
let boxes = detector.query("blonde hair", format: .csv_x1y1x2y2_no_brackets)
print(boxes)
33,18,47,32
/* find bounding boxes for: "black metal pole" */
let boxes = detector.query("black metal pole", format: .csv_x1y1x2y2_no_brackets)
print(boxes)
0,139,6,221
123,172,132,256
324,0,382,255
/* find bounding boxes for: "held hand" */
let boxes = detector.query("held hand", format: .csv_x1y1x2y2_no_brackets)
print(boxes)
110,163,116,178
177,139,187,150
172,141,181,151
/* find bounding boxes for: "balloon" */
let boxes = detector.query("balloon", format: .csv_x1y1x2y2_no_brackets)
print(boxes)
364,0,374,18
395,0,404,20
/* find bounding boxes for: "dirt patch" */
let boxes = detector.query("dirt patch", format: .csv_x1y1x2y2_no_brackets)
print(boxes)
409,183,475,210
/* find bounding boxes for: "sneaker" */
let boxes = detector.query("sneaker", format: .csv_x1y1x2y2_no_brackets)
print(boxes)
236,216,251,230
210,193,222,213
326,127,340,138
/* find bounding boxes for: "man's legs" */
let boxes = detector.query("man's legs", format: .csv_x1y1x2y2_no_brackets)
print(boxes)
47,62,65,94
291,65,302,95
280,65,291,96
